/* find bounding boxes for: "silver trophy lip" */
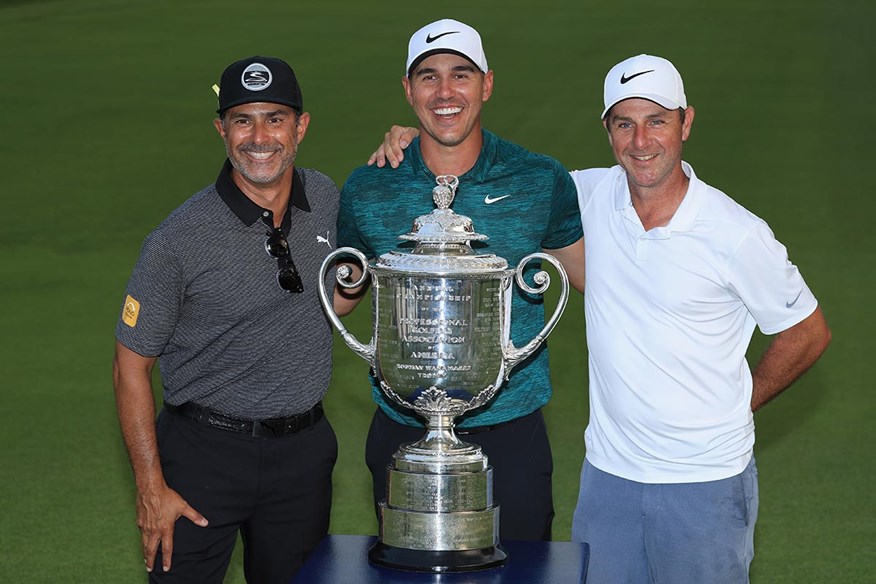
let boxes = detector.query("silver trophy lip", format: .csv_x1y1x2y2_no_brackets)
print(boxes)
378,174,506,272
399,208,489,245
373,250,509,273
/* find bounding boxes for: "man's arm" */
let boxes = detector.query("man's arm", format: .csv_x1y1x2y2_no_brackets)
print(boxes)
543,238,585,294
751,306,831,411
367,126,420,168
112,341,208,573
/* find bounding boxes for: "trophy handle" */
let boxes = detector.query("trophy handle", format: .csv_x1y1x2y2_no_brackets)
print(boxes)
503,252,569,374
317,247,376,363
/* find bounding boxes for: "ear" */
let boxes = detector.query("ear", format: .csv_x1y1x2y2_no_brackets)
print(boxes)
295,112,311,142
603,118,613,147
681,106,695,142
402,75,414,107
213,117,226,139
481,70,494,102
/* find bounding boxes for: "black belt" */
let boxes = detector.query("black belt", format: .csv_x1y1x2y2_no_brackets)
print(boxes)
165,401,323,438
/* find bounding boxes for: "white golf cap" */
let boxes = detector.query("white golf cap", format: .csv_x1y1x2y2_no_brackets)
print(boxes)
602,54,686,118
405,19,488,76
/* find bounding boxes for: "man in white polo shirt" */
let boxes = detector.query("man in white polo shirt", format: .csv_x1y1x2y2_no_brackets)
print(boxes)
569,54,831,583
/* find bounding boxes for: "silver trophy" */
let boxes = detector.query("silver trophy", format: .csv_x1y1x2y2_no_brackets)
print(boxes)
317,175,568,572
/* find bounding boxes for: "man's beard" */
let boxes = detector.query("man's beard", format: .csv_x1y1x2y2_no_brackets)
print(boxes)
225,134,299,185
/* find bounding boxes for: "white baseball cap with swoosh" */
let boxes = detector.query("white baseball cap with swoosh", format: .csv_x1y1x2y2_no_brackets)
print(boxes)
406,19,489,76
602,54,687,118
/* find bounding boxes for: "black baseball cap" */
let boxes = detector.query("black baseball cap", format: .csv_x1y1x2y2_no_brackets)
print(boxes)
216,56,303,114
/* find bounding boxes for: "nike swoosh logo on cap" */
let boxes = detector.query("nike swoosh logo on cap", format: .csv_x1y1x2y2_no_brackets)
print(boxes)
620,70,654,84
484,194,511,204
426,31,459,43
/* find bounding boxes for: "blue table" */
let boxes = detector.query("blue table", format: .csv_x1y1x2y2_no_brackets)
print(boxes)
292,535,589,583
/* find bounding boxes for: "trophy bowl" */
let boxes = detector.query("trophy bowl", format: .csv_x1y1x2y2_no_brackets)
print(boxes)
318,175,568,572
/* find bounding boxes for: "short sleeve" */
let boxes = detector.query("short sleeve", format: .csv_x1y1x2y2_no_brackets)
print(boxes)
726,220,817,335
115,230,184,357
570,168,611,217
542,162,584,250
337,175,371,256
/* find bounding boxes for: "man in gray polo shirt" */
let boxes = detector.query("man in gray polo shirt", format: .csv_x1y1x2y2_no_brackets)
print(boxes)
113,56,339,583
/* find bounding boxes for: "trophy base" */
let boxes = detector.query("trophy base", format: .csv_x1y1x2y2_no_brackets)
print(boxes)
368,540,507,573
371,416,506,572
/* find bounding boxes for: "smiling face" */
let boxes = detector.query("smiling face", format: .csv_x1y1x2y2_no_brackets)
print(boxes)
402,53,493,151
604,98,694,196
214,102,309,190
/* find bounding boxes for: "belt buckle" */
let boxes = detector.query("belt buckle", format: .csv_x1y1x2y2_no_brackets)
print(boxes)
252,417,293,438
252,420,274,438
250,411,311,438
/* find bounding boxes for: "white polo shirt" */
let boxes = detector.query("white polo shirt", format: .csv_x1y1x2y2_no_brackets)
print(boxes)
572,162,817,483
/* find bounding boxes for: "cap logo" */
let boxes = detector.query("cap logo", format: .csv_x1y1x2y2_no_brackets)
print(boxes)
241,63,273,91
620,70,654,84
426,31,459,43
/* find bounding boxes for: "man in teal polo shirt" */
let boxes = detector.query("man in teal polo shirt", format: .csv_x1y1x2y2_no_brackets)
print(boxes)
334,18,584,541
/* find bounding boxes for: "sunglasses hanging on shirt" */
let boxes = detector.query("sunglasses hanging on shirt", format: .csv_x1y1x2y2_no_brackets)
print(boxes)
264,227,304,293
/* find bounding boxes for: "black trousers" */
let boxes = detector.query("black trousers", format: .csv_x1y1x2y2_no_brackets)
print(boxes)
150,408,337,584
365,407,554,541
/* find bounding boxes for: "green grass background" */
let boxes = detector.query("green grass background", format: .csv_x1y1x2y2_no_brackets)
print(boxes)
1,0,872,581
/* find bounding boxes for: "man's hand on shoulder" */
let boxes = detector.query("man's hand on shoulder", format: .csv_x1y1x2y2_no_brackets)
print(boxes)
367,126,419,168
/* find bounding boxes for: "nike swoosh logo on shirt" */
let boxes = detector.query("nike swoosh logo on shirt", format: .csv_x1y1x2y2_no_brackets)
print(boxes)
484,194,511,204
785,289,803,308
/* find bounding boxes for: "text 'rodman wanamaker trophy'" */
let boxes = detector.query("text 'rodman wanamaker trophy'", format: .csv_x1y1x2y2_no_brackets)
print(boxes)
317,175,568,573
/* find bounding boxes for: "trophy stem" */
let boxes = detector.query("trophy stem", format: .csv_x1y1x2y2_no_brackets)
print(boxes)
395,413,484,471
411,414,464,453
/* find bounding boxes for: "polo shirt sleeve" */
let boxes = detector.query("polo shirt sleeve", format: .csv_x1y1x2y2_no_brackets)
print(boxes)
542,161,584,250
570,168,611,215
725,219,818,335
337,173,372,257
115,230,184,357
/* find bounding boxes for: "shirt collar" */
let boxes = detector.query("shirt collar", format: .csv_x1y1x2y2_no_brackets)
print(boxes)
409,129,498,184
668,161,701,232
216,159,311,228
613,161,702,233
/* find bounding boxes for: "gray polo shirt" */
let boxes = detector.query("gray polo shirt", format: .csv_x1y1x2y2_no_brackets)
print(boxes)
116,161,340,418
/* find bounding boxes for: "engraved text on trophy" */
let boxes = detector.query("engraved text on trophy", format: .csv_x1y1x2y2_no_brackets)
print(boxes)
376,276,504,399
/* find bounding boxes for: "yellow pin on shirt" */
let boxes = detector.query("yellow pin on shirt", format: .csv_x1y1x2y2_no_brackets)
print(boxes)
123,295,141,327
